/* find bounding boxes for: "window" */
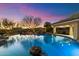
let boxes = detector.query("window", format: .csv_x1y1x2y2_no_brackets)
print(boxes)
56,27,70,35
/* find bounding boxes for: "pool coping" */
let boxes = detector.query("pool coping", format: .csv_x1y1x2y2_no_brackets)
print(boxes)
53,34,79,42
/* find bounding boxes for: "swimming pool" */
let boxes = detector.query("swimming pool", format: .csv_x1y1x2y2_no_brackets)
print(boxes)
0,34,79,56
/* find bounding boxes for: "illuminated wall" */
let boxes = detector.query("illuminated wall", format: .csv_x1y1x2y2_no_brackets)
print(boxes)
52,21,79,40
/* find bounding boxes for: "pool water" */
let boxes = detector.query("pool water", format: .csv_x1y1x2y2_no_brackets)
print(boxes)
0,34,79,56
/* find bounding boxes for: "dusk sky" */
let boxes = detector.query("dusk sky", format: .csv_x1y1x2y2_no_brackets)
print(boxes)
0,3,79,25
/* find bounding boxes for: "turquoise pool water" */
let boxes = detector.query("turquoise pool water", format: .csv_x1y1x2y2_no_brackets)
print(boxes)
0,34,79,56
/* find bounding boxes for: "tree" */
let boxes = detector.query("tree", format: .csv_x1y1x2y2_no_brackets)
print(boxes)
33,17,41,28
0,22,1,28
44,22,51,28
8,21,15,29
22,16,32,28
22,16,41,29
2,18,14,29
22,16,42,34
44,22,53,33
2,18,9,28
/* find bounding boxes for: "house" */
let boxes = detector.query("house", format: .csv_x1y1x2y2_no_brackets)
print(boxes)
52,18,79,40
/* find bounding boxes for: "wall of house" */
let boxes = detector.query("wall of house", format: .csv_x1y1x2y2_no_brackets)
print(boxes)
52,21,79,40
69,22,79,40
76,22,79,40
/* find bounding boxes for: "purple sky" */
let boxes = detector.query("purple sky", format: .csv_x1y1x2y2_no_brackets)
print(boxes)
0,3,79,25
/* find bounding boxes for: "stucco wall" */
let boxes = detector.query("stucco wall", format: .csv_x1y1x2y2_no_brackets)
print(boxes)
52,21,79,40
